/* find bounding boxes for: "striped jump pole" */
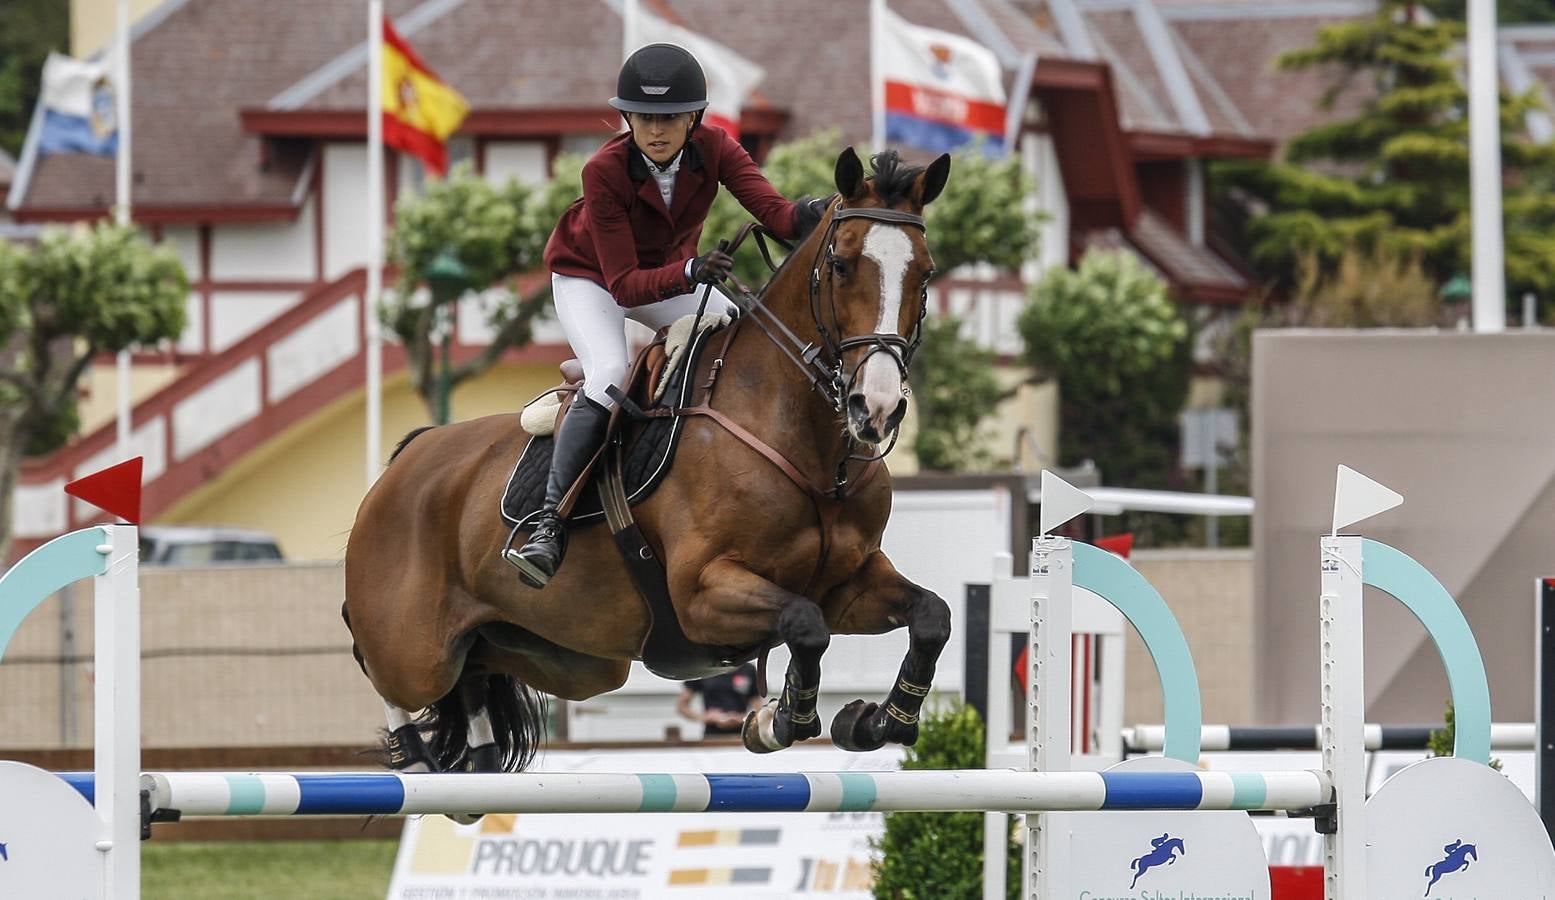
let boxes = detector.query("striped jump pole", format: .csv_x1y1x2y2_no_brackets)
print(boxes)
56,769,1332,819
1123,722,1538,753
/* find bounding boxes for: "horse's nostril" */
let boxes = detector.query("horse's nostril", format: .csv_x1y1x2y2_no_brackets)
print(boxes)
847,393,870,420
886,398,907,430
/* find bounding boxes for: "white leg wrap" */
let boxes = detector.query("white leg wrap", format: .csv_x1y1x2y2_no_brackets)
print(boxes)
468,708,496,748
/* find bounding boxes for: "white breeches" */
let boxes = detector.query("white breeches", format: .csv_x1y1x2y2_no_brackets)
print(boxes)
551,273,737,408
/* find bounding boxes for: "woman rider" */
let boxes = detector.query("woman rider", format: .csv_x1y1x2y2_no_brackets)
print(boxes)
507,43,827,589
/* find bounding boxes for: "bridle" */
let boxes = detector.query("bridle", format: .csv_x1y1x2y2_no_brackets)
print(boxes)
715,198,930,462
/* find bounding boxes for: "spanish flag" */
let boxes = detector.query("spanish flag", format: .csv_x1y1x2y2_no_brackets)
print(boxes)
382,19,467,176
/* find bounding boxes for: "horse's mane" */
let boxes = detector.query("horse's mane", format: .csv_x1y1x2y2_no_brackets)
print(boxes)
867,150,926,207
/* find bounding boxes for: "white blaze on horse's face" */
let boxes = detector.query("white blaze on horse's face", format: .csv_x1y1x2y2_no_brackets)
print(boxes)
848,223,914,444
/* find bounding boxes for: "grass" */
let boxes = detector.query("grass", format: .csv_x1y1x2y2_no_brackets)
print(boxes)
142,840,399,899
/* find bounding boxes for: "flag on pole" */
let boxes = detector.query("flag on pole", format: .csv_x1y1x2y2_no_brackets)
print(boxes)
871,2,1007,156
381,19,468,176
37,52,119,157
622,2,765,137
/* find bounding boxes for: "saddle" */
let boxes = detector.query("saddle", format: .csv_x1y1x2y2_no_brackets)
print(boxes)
501,314,752,680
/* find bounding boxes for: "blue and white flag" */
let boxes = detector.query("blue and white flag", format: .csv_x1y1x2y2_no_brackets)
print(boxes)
37,52,119,157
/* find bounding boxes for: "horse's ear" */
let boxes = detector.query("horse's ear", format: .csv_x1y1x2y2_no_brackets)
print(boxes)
914,153,951,207
835,148,866,201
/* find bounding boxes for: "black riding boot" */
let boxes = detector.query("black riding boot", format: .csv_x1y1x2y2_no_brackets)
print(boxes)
506,397,611,589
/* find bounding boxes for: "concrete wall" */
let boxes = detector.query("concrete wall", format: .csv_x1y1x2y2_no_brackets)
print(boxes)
1253,330,1555,726
0,550,1258,749
0,563,381,750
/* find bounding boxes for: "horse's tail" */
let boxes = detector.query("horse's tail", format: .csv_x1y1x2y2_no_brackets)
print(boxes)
418,673,548,773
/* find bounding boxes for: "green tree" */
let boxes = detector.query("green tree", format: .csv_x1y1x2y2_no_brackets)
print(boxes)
0,223,188,558
0,0,68,157
702,135,1042,472
1216,1,1555,311
907,315,1001,472
1018,249,1190,497
870,701,1020,899
1421,0,1555,22
385,162,570,420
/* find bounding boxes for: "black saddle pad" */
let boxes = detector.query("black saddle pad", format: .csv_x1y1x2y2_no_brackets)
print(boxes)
500,323,721,530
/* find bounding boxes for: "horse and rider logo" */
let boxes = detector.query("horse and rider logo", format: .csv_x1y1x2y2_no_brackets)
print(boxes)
1423,839,1477,896
1129,832,1185,888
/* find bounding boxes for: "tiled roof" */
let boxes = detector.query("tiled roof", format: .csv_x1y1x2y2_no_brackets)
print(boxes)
19,0,432,211
1079,207,1248,301
1165,6,1377,145
17,0,1079,212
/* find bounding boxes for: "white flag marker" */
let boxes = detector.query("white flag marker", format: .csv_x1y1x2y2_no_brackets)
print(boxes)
1331,464,1403,535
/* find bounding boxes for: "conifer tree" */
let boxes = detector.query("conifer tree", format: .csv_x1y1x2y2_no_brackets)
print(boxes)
1218,1,1555,311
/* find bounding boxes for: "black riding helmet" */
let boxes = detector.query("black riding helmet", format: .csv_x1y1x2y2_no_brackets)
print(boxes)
610,43,709,115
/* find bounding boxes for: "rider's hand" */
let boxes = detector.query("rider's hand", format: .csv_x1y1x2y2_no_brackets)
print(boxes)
690,249,734,285
794,195,831,241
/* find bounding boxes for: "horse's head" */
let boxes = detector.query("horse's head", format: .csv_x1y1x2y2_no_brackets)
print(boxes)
810,146,950,446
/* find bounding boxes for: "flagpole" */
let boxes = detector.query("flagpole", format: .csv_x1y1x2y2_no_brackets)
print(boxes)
1468,0,1505,333
1003,52,1038,157
623,0,639,59
366,0,385,487
870,0,887,153
115,0,132,463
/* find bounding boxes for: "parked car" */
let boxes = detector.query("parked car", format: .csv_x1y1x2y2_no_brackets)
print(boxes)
137,526,284,565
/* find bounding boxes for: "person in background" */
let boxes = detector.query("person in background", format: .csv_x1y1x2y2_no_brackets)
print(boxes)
677,662,764,738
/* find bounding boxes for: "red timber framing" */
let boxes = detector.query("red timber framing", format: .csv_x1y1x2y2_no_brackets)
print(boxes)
1027,57,1270,304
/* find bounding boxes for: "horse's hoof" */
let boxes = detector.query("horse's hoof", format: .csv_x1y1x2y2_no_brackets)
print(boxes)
742,700,786,754
447,811,483,825
830,699,888,752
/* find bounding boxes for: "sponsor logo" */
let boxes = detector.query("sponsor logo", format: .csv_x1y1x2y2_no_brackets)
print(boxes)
1129,832,1186,888
90,76,117,139
0,841,8,861
929,44,953,80
641,84,671,95
1423,839,1477,896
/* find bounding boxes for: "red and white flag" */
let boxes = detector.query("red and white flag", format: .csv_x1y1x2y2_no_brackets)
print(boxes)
871,0,1008,155
622,1,765,137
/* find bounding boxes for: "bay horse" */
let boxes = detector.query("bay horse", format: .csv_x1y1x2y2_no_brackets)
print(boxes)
343,147,953,775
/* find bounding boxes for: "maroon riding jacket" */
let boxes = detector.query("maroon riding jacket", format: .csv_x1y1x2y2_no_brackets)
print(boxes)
543,125,802,308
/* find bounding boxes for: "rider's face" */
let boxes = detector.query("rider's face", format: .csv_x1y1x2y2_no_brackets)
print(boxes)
627,112,694,165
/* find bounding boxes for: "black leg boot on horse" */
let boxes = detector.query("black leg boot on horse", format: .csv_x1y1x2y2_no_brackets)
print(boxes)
506,396,611,588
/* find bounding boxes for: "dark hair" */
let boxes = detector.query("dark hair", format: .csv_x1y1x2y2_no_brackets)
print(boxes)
869,150,926,205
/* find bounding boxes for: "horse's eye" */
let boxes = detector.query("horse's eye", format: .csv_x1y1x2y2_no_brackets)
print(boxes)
832,258,849,278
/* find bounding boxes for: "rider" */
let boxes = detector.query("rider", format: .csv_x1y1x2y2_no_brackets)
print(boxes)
507,42,828,589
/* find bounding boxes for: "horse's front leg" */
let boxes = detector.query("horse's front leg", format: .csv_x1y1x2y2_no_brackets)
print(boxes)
826,551,951,751
685,559,830,753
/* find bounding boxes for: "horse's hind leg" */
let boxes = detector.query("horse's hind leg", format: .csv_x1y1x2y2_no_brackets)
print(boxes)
744,598,831,753
827,552,951,751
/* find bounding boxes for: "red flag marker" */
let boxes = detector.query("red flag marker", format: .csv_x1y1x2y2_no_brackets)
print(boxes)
65,457,144,524
1096,532,1134,560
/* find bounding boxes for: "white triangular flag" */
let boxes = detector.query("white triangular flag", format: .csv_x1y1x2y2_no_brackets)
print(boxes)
1331,464,1403,535
1040,470,1094,535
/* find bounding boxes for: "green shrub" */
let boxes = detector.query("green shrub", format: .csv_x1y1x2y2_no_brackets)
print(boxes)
870,702,1021,899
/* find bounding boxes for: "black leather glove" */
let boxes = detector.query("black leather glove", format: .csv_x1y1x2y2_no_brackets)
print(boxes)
795,195,832,241
690,249,734,284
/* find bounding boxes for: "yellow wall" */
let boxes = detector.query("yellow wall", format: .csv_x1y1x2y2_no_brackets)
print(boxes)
79,361,182,434
158,361,558,561
71,0,165,57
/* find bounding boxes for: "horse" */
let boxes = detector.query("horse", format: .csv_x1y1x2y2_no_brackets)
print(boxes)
1129,833,1185,888
342,147,955,776
1423,839,1476,896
